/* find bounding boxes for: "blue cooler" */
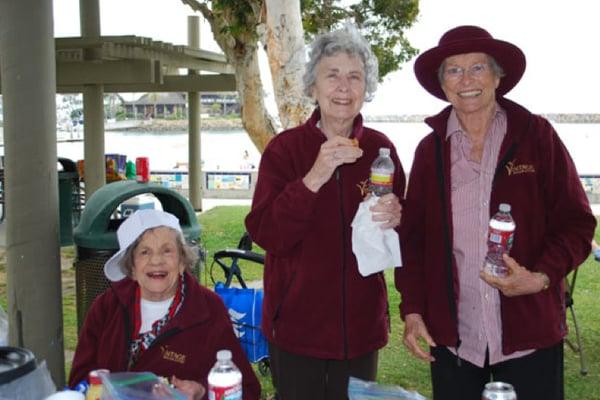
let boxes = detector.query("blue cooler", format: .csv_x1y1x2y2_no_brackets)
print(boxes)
120,195,155,217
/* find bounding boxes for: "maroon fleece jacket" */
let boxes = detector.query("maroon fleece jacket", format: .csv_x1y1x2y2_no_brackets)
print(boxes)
245,109,406,359
396,97,596,354
68,272,261,399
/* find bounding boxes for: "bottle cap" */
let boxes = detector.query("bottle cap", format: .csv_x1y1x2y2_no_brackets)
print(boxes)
499,203,511,212
216,349,232,361
88,369,109,385
379,147,390,156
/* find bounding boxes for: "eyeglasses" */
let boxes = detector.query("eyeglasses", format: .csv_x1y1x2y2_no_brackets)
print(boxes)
443,63,489,81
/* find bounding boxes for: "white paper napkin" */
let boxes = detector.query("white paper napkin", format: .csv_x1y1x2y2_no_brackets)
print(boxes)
351,196,402,276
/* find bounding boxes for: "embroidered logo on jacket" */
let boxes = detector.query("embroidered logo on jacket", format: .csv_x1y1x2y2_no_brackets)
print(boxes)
505,160,535,176
160,345,186,364
357,179,370,196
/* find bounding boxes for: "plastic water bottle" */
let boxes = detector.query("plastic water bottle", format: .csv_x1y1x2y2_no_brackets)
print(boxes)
483,203,516,277
85,369,108,400
369,147,395,196
207,349,242,400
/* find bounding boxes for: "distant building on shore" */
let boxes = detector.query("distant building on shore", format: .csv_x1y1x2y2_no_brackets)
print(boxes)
123,92,240,119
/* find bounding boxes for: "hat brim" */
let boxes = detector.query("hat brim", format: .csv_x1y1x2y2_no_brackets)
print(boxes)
104,248,128,282
414,37,526,101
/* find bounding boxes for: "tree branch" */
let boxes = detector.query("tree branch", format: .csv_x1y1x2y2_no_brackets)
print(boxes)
178,0,214,23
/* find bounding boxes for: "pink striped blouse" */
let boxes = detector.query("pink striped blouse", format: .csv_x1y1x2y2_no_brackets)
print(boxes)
447,105,533,367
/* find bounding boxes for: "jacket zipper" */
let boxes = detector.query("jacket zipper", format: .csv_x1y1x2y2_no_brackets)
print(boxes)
335,168,349,358
379,273,391,333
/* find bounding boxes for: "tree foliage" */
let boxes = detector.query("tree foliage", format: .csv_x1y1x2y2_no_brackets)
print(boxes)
179,0,262,53
301,0,419,78
181,0,419,80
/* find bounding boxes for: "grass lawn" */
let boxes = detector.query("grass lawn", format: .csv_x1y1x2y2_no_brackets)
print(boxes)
0,205,599,399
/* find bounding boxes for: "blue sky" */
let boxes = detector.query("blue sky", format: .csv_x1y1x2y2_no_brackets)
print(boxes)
54,0,600,115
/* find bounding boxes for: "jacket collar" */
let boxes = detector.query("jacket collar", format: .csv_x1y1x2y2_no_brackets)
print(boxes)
425,97,532,146
110,272,212,329
306,108,365,142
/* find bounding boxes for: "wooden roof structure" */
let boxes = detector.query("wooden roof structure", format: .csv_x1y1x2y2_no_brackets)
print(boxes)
1,35,236,94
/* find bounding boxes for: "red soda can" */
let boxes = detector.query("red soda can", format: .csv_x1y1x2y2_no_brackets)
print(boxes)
135,157,150,183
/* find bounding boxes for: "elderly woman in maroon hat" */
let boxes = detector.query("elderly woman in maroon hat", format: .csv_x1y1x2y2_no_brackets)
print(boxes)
395,26,595,399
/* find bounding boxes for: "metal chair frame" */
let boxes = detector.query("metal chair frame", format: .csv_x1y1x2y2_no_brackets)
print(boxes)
565,267,588,376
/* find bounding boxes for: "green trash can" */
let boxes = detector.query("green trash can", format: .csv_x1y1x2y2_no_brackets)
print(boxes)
57,157,81,246
73,180,201,331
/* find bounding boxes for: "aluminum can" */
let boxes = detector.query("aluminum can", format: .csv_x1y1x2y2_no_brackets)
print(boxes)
135,157,150,183
482,381,517,400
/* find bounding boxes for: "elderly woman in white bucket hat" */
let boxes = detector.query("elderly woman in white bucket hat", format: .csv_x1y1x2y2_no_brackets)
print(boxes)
395,26,595,399
68,209,260,399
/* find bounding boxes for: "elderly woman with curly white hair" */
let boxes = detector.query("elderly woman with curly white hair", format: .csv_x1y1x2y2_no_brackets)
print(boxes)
245,23,405,399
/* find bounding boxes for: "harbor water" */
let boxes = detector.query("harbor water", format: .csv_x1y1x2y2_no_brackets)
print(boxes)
46,122,600,178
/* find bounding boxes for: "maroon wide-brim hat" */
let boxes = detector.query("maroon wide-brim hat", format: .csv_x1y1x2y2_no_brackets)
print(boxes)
414,25,526,101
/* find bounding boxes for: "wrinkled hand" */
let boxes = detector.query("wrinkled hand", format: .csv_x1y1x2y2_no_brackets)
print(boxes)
303,136,363,192
369,193,402,229
172,376,205,400
403,313,436,362
480,254,548,296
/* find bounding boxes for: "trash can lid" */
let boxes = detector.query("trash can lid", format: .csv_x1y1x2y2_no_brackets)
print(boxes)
0,346,36,384
74,181,200,249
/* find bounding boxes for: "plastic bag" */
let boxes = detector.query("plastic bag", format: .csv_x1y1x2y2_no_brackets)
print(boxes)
100,371,185,400
347,377,427,400
214,282,268,363
0,360,56,400
0,305,8,346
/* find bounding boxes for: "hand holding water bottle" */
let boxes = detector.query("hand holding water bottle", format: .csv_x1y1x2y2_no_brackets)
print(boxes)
480,253,551,296
368,193,402,230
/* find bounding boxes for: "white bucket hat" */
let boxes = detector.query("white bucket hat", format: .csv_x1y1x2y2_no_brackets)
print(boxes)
104,209,182,282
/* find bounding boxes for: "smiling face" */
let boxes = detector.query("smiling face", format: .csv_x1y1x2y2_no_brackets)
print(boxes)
441,52,500,117
311,52,366,130
131,226,185,301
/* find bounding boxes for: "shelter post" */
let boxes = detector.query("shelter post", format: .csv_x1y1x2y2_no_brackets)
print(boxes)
80,0,106,197
0,0,65,387
188,16,203,211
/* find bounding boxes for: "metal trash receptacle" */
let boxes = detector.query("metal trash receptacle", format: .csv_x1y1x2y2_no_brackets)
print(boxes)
73,180,201,331
57,157,80,246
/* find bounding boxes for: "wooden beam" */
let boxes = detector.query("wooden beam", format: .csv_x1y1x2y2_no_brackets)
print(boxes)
56,36,228,62
56,73,236,93
57,59,157,85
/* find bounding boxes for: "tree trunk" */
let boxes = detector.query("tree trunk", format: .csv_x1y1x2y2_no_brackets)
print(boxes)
179,0,278,152
233,52,278,152
265,0,313,130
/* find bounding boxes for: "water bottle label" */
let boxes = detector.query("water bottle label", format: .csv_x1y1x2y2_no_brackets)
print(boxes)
208,383,242,400
370,173,392,186
488,227,514,248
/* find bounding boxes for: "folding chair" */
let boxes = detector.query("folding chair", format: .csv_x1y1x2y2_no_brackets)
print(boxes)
564,267,588,376
212,231,265,289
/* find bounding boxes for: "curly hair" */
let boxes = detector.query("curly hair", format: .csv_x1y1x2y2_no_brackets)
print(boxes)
303,22,379,102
